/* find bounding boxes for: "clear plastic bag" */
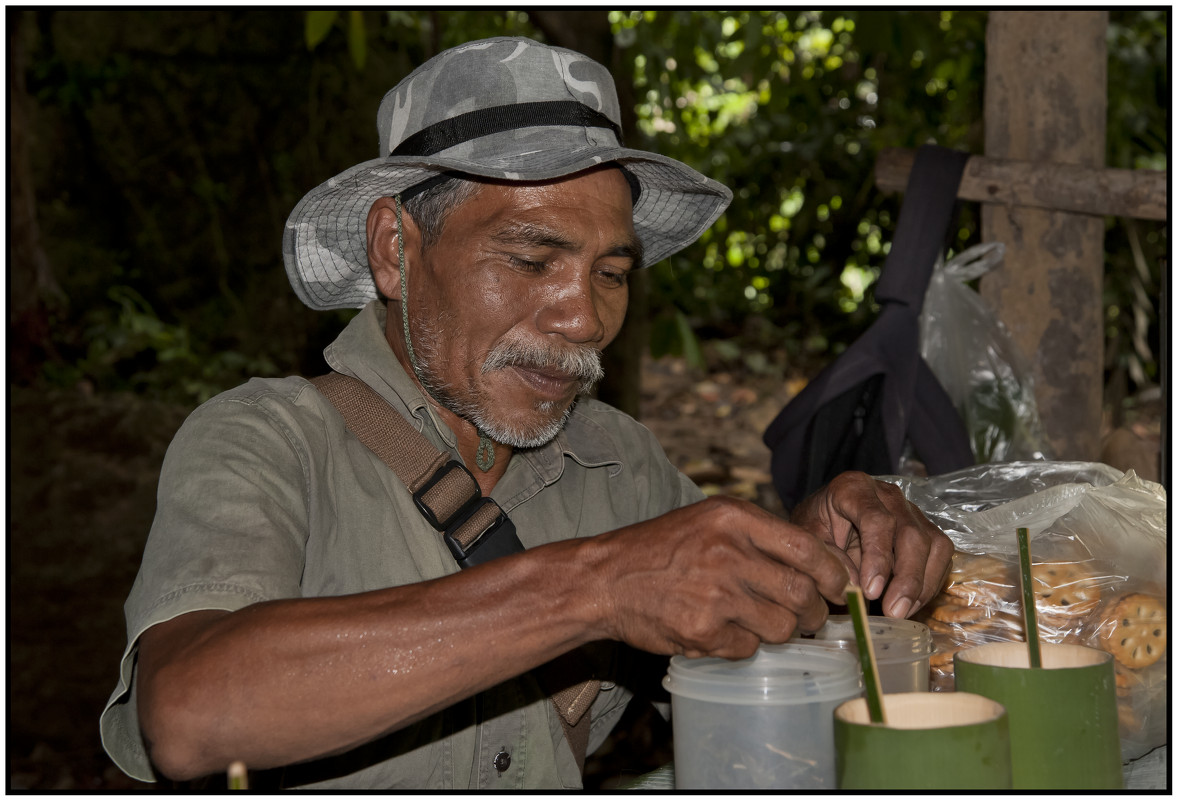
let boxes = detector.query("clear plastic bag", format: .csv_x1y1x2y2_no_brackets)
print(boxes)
919,243,1054,463
887,461,1168,762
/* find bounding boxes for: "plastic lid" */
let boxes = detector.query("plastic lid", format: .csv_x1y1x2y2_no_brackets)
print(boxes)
791,615,933,661
663,643,862,705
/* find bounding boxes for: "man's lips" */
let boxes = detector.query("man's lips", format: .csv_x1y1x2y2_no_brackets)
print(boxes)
508,365,579,400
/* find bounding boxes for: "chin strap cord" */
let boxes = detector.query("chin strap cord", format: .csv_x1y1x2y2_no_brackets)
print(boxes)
394,194,420,374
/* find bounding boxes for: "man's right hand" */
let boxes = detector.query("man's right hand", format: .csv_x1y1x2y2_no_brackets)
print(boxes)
580,496,850,660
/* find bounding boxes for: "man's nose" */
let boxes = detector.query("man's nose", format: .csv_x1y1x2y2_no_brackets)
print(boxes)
534,275,606,345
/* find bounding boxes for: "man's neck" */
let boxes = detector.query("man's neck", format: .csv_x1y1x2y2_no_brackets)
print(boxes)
423,396,512,495
383,309,511,494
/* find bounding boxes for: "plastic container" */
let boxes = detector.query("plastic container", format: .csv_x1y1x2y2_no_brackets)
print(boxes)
662,643,862,790
792,615,934,693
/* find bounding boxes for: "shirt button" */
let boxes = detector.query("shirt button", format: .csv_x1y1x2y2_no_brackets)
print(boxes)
493,749,511,773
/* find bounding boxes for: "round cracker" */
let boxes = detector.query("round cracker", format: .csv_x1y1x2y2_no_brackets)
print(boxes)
1031,561,1102,617
930,600,987,624
1098,593,1167,669
948,552,1010,583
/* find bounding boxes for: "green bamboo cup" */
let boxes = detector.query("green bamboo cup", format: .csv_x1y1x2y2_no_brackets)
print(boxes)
834,692,1012,789
954,641,1122,789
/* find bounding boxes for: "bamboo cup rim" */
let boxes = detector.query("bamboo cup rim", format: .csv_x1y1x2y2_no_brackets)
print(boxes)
835,691,1006,729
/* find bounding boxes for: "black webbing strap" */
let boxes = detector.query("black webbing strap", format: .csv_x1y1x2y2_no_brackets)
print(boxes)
872,145,972,309
391,100,622,158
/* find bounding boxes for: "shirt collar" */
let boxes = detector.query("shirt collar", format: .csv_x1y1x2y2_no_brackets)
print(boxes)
322,301,451,444
322,300,624,478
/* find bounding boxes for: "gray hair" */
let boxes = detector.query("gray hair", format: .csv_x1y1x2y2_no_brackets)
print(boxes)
401,175,482,251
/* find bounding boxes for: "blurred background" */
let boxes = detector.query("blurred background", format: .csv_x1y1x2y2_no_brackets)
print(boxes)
8,8,1166,789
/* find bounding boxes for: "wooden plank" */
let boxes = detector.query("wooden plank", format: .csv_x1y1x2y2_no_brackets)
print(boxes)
875,148,1166,221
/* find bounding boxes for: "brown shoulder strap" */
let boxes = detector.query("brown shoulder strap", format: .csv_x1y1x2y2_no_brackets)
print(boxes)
311,372,477,530
310,372,598,771
311,372,516,559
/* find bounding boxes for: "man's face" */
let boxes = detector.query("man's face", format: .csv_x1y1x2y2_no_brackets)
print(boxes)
404,167,640,448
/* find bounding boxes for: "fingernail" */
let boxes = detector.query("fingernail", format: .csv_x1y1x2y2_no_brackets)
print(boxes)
866,575,886,599
888,596,915,618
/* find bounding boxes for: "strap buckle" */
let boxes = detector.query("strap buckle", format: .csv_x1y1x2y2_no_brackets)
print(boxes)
412,460,479,531
442,498,524,568
412,460,524,569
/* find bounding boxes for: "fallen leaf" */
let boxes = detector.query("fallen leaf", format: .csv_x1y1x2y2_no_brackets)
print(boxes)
731,466,773,484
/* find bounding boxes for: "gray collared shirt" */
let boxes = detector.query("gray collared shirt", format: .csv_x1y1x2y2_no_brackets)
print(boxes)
100,301,704,789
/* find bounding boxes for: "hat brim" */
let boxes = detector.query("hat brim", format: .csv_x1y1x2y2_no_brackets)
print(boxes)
282,136,732,311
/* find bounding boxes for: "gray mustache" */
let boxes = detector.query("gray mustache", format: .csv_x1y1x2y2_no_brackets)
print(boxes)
482,339,604,390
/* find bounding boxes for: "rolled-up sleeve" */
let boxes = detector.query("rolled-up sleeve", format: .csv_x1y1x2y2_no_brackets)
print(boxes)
99,382,313,781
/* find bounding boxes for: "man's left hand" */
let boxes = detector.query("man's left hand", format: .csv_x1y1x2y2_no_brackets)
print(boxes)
789,471,953,619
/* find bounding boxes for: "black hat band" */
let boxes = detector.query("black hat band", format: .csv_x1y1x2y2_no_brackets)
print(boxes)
390,100,624,158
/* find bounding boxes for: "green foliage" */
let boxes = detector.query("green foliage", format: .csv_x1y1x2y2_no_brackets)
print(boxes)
650,310,707,371
614,9,988,376
1102,10,1167,395
20,9,1166,404
306,10,367,69
348,11,367,70
58,285,280,403
305,10,338,50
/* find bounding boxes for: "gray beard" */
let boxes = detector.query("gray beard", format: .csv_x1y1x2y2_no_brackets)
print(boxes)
409,315,604,449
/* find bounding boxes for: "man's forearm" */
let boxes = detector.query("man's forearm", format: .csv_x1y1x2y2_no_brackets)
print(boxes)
137,535,605,781
136,492,923,781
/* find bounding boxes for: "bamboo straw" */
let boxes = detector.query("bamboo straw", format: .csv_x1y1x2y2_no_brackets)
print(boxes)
846,584,887,724
1016,527,1043,668
227,760,248,790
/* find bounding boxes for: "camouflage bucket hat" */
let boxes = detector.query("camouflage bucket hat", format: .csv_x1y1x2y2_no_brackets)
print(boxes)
283,36,733,311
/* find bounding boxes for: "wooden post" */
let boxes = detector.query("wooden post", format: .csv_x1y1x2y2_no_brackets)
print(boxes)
980,11,1109,460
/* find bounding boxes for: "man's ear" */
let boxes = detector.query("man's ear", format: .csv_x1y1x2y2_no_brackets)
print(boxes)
366,197,422,301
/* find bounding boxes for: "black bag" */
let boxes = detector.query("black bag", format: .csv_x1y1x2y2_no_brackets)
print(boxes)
763,145,976,510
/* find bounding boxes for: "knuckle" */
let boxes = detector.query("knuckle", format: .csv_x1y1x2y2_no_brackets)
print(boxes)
827,471,854,492
679,588,730,642
797,603,830,635
780,568,816,605
707,631,760,661
702,494,751,525
834,470,871,489
896,516,930,547
930,529,953,554
698,581,730,609
730,639,760,660
761,612,798,644
781,529,818,560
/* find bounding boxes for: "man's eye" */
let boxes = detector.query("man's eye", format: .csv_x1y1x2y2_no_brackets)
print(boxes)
597,269,629,288
508,255,546,272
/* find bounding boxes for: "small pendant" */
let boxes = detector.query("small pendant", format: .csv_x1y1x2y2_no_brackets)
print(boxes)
476,434,495,472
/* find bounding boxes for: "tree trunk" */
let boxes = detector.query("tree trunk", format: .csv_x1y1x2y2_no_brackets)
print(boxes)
980,10,1108,460
9,9,65,384
529,9,647,419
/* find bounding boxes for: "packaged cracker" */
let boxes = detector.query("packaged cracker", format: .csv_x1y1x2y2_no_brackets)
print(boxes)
889,461,1167,762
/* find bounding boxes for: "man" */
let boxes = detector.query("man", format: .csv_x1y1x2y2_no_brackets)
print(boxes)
101,36,952,789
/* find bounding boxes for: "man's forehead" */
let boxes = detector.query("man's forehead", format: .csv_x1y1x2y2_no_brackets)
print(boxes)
479,172,642,256
474,163,636,204
488,218,643,262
